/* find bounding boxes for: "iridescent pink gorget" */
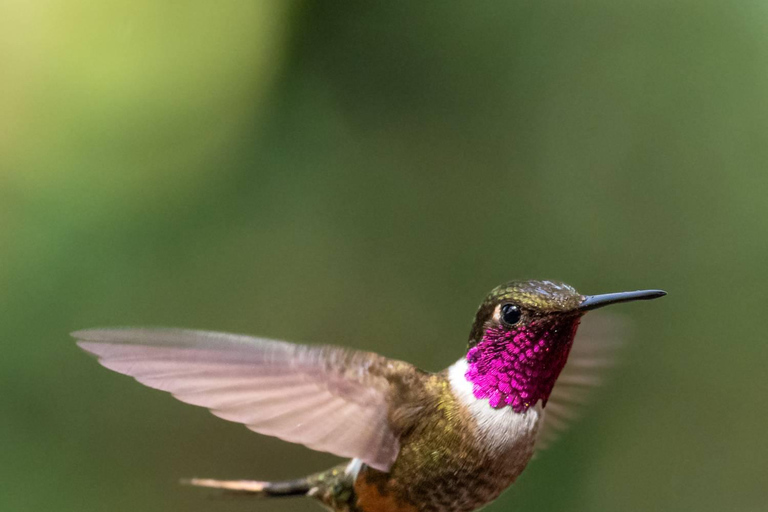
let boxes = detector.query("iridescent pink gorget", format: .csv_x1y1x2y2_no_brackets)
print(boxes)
465,317,581,411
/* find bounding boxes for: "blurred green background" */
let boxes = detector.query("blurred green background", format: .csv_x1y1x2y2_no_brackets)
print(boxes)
2,2,767,512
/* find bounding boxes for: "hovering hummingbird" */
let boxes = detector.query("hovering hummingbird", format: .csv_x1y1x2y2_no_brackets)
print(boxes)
74,280,665,512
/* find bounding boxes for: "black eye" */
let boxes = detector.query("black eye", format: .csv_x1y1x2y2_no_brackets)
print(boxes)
500,304,522,326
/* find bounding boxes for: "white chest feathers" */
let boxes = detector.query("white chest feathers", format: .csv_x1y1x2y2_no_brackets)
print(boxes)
448,358,543,454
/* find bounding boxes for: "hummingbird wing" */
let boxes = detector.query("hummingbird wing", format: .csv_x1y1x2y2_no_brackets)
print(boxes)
537,314,628,451
74,328,423,471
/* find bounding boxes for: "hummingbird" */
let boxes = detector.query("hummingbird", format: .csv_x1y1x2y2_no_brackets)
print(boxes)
74,280,665,512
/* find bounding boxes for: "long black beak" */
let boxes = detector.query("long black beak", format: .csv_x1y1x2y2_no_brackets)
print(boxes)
579,289,666,311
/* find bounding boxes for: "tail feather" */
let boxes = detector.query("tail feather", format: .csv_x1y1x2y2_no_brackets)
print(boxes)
182,477,311,497
182,461,357,510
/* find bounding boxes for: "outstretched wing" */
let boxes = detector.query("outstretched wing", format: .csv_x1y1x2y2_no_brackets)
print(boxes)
74,328,421,471
537,314,628,451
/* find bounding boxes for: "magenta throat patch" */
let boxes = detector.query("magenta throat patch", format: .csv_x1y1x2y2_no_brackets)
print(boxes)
464,318,580,412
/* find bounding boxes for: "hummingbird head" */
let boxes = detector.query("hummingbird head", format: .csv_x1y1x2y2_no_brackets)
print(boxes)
464,280,665,412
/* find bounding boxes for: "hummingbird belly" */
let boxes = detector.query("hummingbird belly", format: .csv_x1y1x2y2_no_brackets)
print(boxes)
347,370,541,512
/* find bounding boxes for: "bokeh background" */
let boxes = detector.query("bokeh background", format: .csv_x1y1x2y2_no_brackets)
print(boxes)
2,2,767,512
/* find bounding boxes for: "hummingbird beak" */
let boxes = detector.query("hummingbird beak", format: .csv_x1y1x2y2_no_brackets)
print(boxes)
578,289,667,312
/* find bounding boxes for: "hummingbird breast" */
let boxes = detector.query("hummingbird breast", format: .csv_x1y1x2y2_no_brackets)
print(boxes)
350,359,542,512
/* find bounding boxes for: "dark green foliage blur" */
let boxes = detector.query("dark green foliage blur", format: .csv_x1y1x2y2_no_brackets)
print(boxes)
2,2,766,511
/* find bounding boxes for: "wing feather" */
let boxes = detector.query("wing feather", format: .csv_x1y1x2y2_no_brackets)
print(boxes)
74,328,420,471
537,314,628,452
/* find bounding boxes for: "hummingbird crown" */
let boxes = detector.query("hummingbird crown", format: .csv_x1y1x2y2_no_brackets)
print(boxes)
464,280,585,411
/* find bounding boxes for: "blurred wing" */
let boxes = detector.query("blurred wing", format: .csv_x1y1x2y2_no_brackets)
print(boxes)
537,314,628,451
74,328,419,471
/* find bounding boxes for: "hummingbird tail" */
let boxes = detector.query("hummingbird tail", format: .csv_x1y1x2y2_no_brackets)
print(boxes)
181,461,356,506
181,476,312,498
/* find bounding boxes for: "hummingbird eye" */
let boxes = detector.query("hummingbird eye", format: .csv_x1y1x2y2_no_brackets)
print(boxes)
500,304,522,326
